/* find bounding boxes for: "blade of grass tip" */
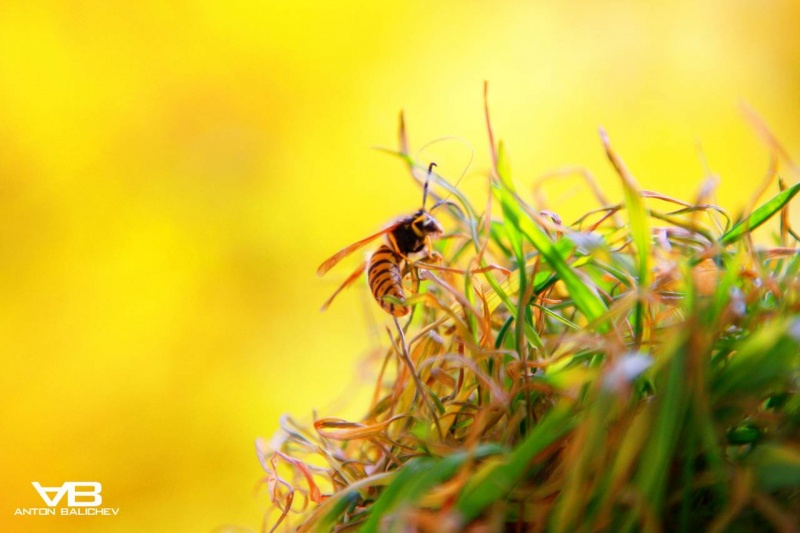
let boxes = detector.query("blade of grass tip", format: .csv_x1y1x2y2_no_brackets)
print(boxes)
740,101,799,174
600,128,650,345
484,81,498,170
497,140,514,191
742,153,780,230
719,182,800,246
455,403,576,524
373,145,414,168
399,110,409,155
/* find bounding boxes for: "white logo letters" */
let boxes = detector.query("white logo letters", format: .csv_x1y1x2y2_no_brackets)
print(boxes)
32,482,103,507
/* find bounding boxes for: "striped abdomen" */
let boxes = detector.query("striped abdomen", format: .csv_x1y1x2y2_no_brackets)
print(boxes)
367,244,408,316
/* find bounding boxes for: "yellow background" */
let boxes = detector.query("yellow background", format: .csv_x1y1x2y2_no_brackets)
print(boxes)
2,1,798,531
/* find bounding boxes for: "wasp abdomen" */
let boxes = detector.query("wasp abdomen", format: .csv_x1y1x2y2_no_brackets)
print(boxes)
367,244,408,317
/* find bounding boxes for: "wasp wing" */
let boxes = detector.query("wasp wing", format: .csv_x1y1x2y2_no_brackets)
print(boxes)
316,223,401,276
320,261,367,311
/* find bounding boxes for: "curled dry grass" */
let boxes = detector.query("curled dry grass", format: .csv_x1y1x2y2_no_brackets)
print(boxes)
258,93,800,532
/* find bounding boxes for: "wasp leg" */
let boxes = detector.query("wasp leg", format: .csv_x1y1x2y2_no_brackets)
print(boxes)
422,250,443,264
397,259,420,327
422,235,443,264
399,237,442,272
414,262,511,276
320,262,367,311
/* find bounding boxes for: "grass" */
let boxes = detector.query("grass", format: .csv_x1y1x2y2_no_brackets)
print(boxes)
259,90,800,532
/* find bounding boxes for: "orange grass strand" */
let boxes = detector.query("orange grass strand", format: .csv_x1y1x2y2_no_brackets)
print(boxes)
740,101,799,175
314,416,408,441
391,315,444,440
398,110,409,156
417,353,508,406
483,81,498,171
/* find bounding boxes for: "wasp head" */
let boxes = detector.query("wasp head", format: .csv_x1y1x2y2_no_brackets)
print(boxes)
411,210,443,236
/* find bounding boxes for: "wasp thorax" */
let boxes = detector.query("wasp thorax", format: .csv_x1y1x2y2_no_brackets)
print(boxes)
388,210,443,257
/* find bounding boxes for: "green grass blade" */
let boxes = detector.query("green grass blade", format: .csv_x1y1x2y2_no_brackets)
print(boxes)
631,337,690,523
455,404,575,522
497,140,514,191
720,182,800,245
601,129,651,343
359,458,434,533
360,445,505,533
490,169,608,328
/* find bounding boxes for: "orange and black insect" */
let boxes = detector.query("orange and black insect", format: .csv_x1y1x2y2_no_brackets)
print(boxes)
317,163,443,316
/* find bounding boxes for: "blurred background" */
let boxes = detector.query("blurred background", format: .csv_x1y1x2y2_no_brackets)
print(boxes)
1,1,798,531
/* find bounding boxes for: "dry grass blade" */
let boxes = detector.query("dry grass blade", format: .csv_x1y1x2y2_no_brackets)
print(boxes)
262,103,800,532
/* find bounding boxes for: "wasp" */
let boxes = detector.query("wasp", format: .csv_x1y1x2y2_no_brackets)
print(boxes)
317,163,443,316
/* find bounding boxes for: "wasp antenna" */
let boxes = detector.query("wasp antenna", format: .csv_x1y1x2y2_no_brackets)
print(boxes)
423,162,437,210
430,198,465,219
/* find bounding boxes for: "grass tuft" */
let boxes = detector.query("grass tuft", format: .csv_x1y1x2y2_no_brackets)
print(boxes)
259,100,800,531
